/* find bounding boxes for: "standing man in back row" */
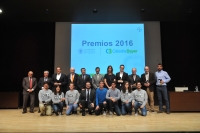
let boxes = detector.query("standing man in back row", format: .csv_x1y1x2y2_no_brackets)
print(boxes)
155,63,171,114
92,67,104,89
22,71,37,114
51,67,67,93
116,64,129,91
128,68,140,91
77,68,91,92
141,66,156,112
66,67,79,91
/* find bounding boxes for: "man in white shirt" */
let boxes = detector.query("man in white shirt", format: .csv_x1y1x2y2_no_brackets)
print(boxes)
51,67,67,93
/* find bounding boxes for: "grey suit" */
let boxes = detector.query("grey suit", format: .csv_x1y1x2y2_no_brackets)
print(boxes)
92,74,104,89
22,77,37,111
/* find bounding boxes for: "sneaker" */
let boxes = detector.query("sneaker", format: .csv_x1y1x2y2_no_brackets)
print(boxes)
134,113,138,116
157,110,163,113
103,111,106,115
109,112,113,115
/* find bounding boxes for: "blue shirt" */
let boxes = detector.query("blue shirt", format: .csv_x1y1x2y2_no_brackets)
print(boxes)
155,70,171,85
96,88,108,106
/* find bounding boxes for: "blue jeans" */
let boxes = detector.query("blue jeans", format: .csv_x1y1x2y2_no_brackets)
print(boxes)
52,102,64,113
134,101,147,116
108,99,121,116
66,103,78,115
121,102,132,115
156,85,170,111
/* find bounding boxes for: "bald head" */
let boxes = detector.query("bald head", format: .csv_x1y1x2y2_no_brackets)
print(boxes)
28,71,33,77
132,68,137,75
70,67,75,74
144,66,149,74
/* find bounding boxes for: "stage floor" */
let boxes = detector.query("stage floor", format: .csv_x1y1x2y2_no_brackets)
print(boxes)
0,107,200,132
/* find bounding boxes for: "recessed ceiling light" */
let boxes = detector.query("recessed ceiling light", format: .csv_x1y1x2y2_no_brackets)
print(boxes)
0,9,2,14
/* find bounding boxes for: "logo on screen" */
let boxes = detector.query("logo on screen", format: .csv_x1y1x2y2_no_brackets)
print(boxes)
137,27,142,32
106,49,137,54
106,49,112,54
78,49,83,54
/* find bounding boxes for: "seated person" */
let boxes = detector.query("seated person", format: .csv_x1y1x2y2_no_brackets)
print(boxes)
79,82,95,116
106,81,121,116
65,83,79,115
132,82,148,116
95,81,108,116
51,86,65,116
121,81,132,115
38,82,52,116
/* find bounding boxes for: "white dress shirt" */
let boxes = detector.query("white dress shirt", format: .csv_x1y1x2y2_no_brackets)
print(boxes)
56,73,61,80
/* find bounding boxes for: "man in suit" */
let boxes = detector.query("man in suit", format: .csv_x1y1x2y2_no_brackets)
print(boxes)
92,67,104,89
141,66,156,112
38,70,52,90
128,68,140,90
116,64,129,91
79,82,96,116
22,71,37,114
51,67,67,93
66,67,78,91
77,68,91,92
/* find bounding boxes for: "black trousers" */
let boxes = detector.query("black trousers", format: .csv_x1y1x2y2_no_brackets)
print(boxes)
95,103,107,115
23,93,35,111
80,100,94,113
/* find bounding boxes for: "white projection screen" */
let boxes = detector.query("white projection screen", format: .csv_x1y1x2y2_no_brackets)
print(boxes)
55,22,162,76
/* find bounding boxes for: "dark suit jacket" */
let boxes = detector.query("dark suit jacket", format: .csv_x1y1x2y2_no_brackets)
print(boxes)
22,77,37,94
128,74,140,90
38,77,52,90
79,89,96,104
51,73,67,92
66,73,78,90
116,72,129,89
141,72,156,92
77,74,91,91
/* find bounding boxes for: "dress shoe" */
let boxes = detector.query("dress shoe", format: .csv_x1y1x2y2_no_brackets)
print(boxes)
30,110,34,113
22,111,27,114
38,110,41,113
73,111,77,115
151,110,155,112
88,111,93,115
82,112,85,116
55,112,59,116
157,110,163,113
166,111,170,114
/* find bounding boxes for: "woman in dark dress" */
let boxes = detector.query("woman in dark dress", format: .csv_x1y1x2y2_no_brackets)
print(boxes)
104,65,116,89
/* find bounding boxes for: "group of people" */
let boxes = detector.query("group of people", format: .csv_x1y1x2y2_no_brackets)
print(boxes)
22,63,171,116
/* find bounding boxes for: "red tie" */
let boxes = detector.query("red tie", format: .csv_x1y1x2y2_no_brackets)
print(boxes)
30,77,32,89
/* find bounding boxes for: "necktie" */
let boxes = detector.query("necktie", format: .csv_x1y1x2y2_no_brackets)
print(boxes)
71,74,74,82
87,90,90,102
30,77,32,89
82,75,85,80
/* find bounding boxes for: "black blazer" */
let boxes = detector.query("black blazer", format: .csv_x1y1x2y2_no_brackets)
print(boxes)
115,72,129,89
38,77,52,90
128,74,140,90
51,73,67,92
77,74,91,91
141,72,156,92
79,89,96,104
66,73,79,90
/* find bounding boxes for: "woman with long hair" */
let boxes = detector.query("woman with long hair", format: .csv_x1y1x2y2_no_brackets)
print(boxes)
104,65,116,89
121,81,132,115
51,86,65,116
